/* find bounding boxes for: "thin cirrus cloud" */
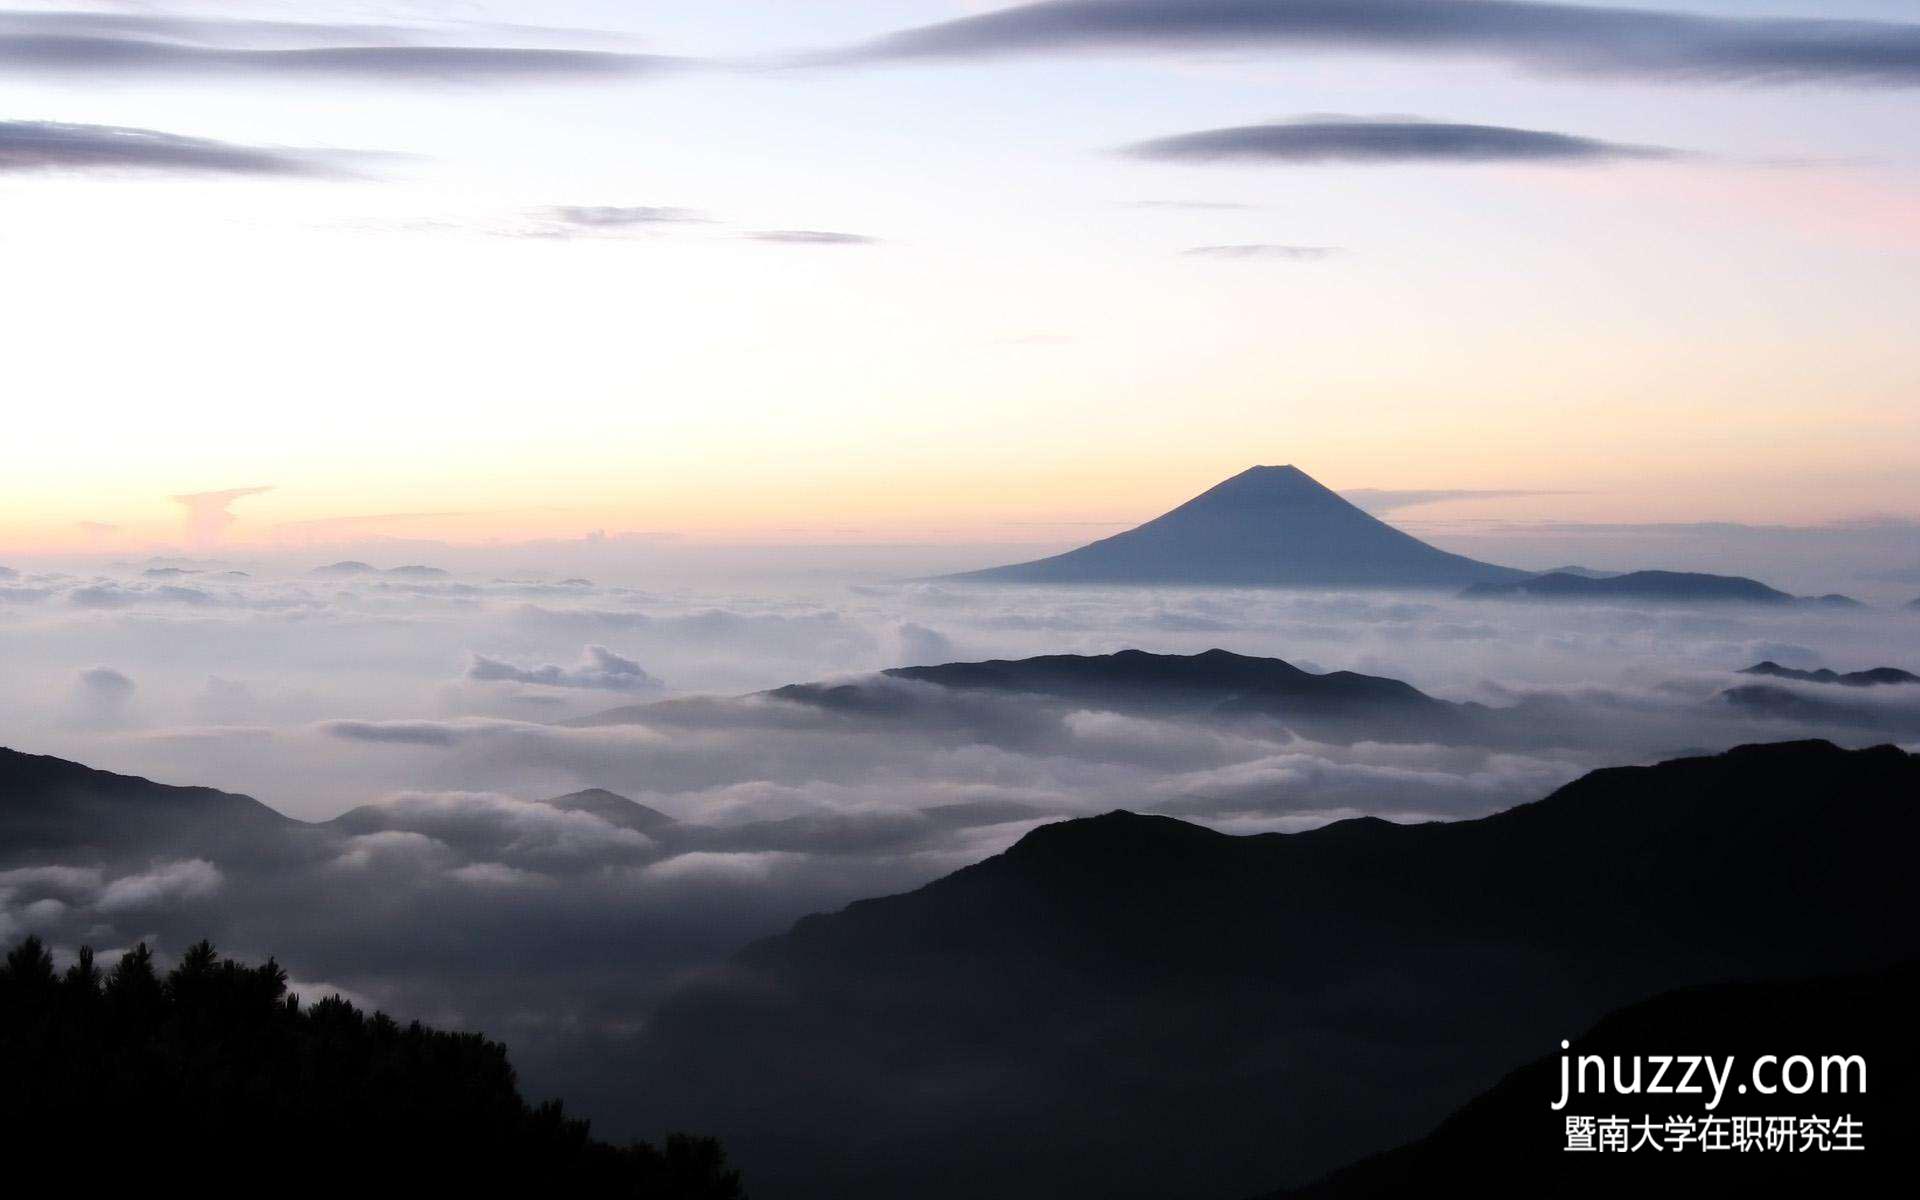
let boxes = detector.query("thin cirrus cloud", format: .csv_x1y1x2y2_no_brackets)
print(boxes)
744,230,882,245
1125,117,1679,165
1181,244,1341,260
0,120,337,176
0,10,677,83
548,205,711,227
834,0,1920,87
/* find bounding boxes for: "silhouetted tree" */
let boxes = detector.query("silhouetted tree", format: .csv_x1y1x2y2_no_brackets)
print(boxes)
0,936,743,1197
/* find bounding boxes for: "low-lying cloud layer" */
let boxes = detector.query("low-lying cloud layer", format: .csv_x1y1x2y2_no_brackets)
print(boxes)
1,543,1915,1138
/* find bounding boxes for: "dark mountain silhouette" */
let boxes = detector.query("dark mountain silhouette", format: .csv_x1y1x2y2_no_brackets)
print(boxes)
0,935,743,1196
326,786,677,854
865,648,1477,741
1539,564,1620,579
885,649,1431,710
310,560,377,576
1740,660,1919,687
945,466,1527,588
546,787,679,834
0,747,687,866
632,741,1920,1200
309,561,450,579
1806,592,1867,607
1271,960,1916,1198
1462,569,1793,604
0,746,299,862
581,649,1486,746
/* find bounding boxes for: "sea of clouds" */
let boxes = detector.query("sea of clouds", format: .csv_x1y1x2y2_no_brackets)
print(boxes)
2,543,1917,1134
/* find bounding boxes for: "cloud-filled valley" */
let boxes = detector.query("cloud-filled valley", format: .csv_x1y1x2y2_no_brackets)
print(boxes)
2,542,1916,1146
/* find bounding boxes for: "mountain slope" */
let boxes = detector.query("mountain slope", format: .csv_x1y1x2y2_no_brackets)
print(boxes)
0,746,298,861
631,741,1920,1200
946,466,1526,588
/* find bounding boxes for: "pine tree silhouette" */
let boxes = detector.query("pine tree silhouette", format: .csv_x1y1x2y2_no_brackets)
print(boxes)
0,935,744,1197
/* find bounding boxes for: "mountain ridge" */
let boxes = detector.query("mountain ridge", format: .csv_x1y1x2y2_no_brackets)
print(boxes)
1740,660,1918,687
632,738,1920,1200
1463,569,1796,604
0,746,296,860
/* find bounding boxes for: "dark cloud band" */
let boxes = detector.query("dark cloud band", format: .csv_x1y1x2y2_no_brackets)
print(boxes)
0,120,331,175
1181,244,1341,259
744,230,881,245
0,25,673,83
1127,117,1676,165
550,206,709,227
842,0,1920,87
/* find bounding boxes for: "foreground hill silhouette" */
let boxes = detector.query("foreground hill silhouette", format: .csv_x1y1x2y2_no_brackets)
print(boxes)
946,465,1526,588
632,741,1920,1200
1270,960,1917,1198
0,935,742,1196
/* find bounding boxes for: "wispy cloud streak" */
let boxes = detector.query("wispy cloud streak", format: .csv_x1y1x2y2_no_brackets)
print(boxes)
1126,117,1677,165
838,0,1920,87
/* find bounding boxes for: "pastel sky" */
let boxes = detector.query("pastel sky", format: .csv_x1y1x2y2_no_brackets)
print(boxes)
3,0,1917,551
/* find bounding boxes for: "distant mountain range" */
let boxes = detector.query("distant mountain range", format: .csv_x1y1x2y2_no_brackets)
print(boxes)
1462,570,1876,606
580,647,1920,752
0,749,1027,867
631,740,1920,1200
946,466,1529,588
309,561,450,579
1462,569,1800,604
1740,661,1919,688
1718,660,1920,736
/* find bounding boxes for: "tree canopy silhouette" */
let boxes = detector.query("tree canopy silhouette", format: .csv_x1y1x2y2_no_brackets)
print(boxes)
0,935,743,1196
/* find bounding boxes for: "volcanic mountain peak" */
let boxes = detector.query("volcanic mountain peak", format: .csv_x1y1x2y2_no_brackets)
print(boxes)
1183,463,1342,506
947,465,1526,588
